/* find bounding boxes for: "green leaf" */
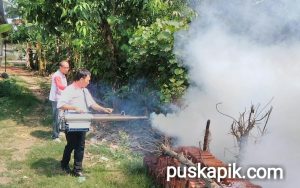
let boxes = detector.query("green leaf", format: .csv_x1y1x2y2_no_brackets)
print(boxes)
167,20,182,28
82,2,88,10
107,17,113,25
163,46,172,52
139,49,147,55
174,68,184,75
169,78,175,83
157,31,170,40
72,39,84,47
158,66,165,71
0,24,13,34
169,59,177,64
61,8,67,18
82,27,87,36
175,80,184,86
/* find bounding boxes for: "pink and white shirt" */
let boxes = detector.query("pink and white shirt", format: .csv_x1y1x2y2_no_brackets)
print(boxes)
49,70,67,101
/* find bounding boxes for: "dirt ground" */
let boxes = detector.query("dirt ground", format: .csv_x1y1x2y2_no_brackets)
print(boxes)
2,66,50,100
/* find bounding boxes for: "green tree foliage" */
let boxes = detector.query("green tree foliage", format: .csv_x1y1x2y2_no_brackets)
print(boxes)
7,0,197,108
127,19,189,103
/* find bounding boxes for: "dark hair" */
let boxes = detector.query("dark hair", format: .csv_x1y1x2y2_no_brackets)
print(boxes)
73,68,91,81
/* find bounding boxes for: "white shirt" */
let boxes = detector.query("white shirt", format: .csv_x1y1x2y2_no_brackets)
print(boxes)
49,70,67,101
57,83,96,112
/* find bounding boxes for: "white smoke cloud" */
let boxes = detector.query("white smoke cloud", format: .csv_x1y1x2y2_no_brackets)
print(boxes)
151,0,300,187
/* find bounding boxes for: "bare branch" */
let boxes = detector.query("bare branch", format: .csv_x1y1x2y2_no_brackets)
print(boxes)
220,102,273,159
216,103,239,123
256,97,274,117
262,106,273,134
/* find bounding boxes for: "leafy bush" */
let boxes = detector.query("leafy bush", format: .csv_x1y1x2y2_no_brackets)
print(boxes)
127,19,189,103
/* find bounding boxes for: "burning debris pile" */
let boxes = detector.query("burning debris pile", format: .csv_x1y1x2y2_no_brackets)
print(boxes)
144,145,261,188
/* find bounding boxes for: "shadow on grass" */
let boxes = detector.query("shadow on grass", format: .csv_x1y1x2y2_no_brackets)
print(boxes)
30,157,63,177
30,130,52,140
0,78,52,127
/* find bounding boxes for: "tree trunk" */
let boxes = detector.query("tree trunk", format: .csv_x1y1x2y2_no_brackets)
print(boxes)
0,0,6,66
0,0,6,24
100,18,118,79
36,41,46,74
100,18,119,110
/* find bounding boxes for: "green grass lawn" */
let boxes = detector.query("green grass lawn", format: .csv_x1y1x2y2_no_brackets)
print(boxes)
0,76,155,188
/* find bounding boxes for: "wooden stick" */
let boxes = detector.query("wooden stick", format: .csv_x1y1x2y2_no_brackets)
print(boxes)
203,120,210,151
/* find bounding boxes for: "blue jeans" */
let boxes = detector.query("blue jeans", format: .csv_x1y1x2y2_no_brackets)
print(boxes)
51,101,59,139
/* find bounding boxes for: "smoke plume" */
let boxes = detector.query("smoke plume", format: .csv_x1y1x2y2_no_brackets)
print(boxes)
151,0,300,187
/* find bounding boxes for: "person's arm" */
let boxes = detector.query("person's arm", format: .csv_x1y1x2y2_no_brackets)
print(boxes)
54,76,66,90
84,88,113,113
90,103,113,114
60,104,84,113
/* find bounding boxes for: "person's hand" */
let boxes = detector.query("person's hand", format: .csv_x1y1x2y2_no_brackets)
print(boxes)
103,108,113,114
74,107,84,113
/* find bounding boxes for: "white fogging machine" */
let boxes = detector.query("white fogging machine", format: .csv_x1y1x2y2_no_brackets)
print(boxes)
58,111,148,132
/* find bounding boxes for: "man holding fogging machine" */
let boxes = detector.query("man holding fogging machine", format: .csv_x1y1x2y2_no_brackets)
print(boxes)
57,69,113,177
